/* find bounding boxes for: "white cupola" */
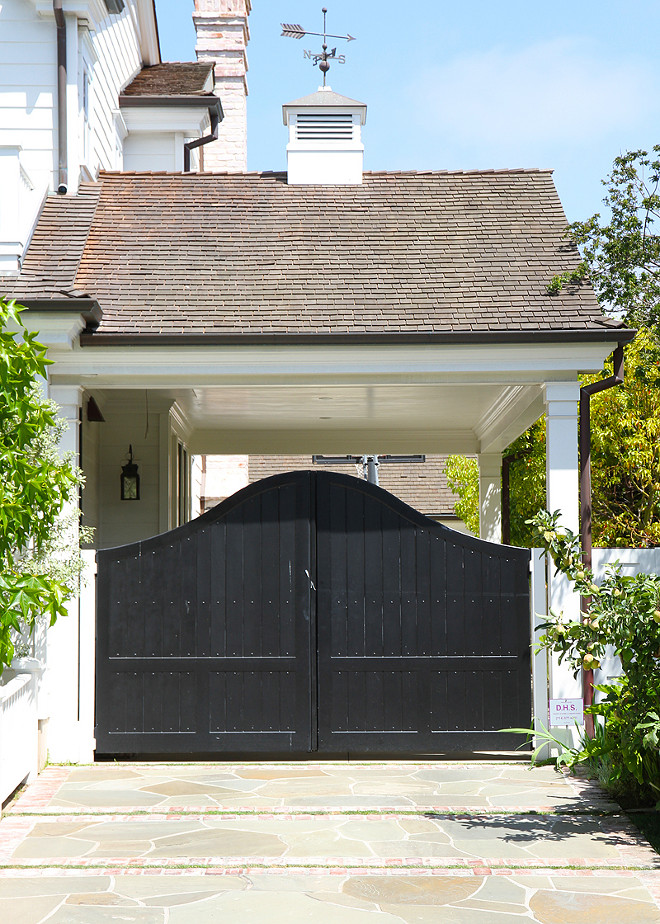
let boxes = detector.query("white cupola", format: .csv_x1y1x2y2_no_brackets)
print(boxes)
282,87,367,185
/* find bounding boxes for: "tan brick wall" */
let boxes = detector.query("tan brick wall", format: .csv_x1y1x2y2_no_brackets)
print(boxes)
194,0,250,172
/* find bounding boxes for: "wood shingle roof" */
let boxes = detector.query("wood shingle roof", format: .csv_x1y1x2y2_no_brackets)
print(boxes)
14,169,626,340
121,63,215,97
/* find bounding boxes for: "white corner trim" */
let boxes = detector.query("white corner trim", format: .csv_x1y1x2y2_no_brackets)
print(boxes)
136,0,160,65
113,109,128,141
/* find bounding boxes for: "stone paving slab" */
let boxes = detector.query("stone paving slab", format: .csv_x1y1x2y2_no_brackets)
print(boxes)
6,762,618,815
1,762,658,923
0,869,659,923
2,811,657,867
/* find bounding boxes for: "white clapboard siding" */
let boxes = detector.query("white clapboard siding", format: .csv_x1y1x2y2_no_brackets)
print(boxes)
0,0,143,189
86,1,142,172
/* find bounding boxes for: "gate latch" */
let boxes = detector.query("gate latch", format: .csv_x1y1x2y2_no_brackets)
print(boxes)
304,569,316,591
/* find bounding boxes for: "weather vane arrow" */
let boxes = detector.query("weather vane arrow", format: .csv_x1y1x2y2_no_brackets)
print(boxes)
281,8,356,84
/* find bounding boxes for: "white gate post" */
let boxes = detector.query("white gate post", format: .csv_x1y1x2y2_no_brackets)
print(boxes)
78,551,97,762
544,382,582,747
43,384,85,763
530,548,550,758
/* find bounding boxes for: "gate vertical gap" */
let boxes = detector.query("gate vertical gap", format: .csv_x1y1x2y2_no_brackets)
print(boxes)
310,472,319,752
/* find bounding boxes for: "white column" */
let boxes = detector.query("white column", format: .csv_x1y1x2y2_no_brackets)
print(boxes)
43,385,85,762
544,382,582,741
478,452,502,543
531,548,550,758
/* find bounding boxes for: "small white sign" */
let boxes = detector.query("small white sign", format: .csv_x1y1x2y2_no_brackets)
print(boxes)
549,698,584,727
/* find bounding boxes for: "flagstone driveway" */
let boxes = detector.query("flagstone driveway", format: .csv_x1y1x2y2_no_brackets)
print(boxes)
1,761,659,922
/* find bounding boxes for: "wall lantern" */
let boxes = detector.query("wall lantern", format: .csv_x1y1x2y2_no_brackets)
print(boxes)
120,445,140,500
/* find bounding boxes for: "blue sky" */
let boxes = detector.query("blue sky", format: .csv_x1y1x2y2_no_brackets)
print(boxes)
154,1,660,222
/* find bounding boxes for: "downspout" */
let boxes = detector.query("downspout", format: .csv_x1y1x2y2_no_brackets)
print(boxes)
183,106,221,173
54,0,68,194
580,343,625,736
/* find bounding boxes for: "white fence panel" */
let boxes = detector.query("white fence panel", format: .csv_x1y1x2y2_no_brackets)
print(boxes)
0,672,38,806
593,549,660,691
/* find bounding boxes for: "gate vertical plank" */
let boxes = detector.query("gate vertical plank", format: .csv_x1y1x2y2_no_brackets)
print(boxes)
399,512,417,658
381,505,402,657
345,486,365,659
242,494,263,659
225,505,245,659
430,529,447,657
209,518,227,658
363,491,383,659
295,474,313,752
260,488,280,659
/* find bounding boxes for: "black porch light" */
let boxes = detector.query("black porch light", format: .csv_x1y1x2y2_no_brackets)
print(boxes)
121,445,140,500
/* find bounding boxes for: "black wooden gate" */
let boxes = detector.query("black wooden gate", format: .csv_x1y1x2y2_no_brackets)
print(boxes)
95,471,531,757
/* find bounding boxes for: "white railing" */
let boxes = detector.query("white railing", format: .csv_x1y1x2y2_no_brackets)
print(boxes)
0,672,38,807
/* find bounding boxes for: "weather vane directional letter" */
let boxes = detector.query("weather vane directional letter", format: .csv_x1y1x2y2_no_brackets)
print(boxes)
281,7,356,86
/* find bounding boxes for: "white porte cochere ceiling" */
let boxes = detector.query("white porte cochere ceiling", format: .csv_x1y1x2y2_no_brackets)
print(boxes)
42,337,620,454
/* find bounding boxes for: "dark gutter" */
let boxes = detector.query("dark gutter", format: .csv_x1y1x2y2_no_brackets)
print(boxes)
119,96,224,113
78,328,637,347
54,0,67,194
184,105,222,172
21,298,102,327
579,343,625,736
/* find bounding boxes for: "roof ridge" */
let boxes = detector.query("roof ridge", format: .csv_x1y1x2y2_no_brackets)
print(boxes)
95,168,553,180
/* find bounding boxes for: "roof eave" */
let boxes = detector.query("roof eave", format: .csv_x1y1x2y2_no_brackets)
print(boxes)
119,95,224,120
78,328,637,348
21,298,103,327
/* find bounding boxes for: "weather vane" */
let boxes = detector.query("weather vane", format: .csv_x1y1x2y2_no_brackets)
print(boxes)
281,7,356,86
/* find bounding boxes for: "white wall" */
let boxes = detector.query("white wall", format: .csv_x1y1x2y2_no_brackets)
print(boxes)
95,401,164,549
0,0,55,269
85,0,142,174
0,0,56,192
0,0,143,270
123,130,182,171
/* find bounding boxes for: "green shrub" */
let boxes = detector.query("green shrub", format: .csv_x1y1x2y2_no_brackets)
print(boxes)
528,510,660,805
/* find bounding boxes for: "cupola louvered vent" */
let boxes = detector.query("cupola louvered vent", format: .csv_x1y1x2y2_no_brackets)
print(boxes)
283,87,367,184
295,112,354,142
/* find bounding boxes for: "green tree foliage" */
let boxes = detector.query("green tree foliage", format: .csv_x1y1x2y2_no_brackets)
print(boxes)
588,328,660,547
446,145,660,548
444,455,479,535
501,419,546,547
445,423,546,545
548,146,660,328
0,298,79,673
446,330,660,548
527,510,660,805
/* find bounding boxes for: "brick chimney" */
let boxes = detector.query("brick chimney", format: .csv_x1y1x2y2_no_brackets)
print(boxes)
193,0,250,172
